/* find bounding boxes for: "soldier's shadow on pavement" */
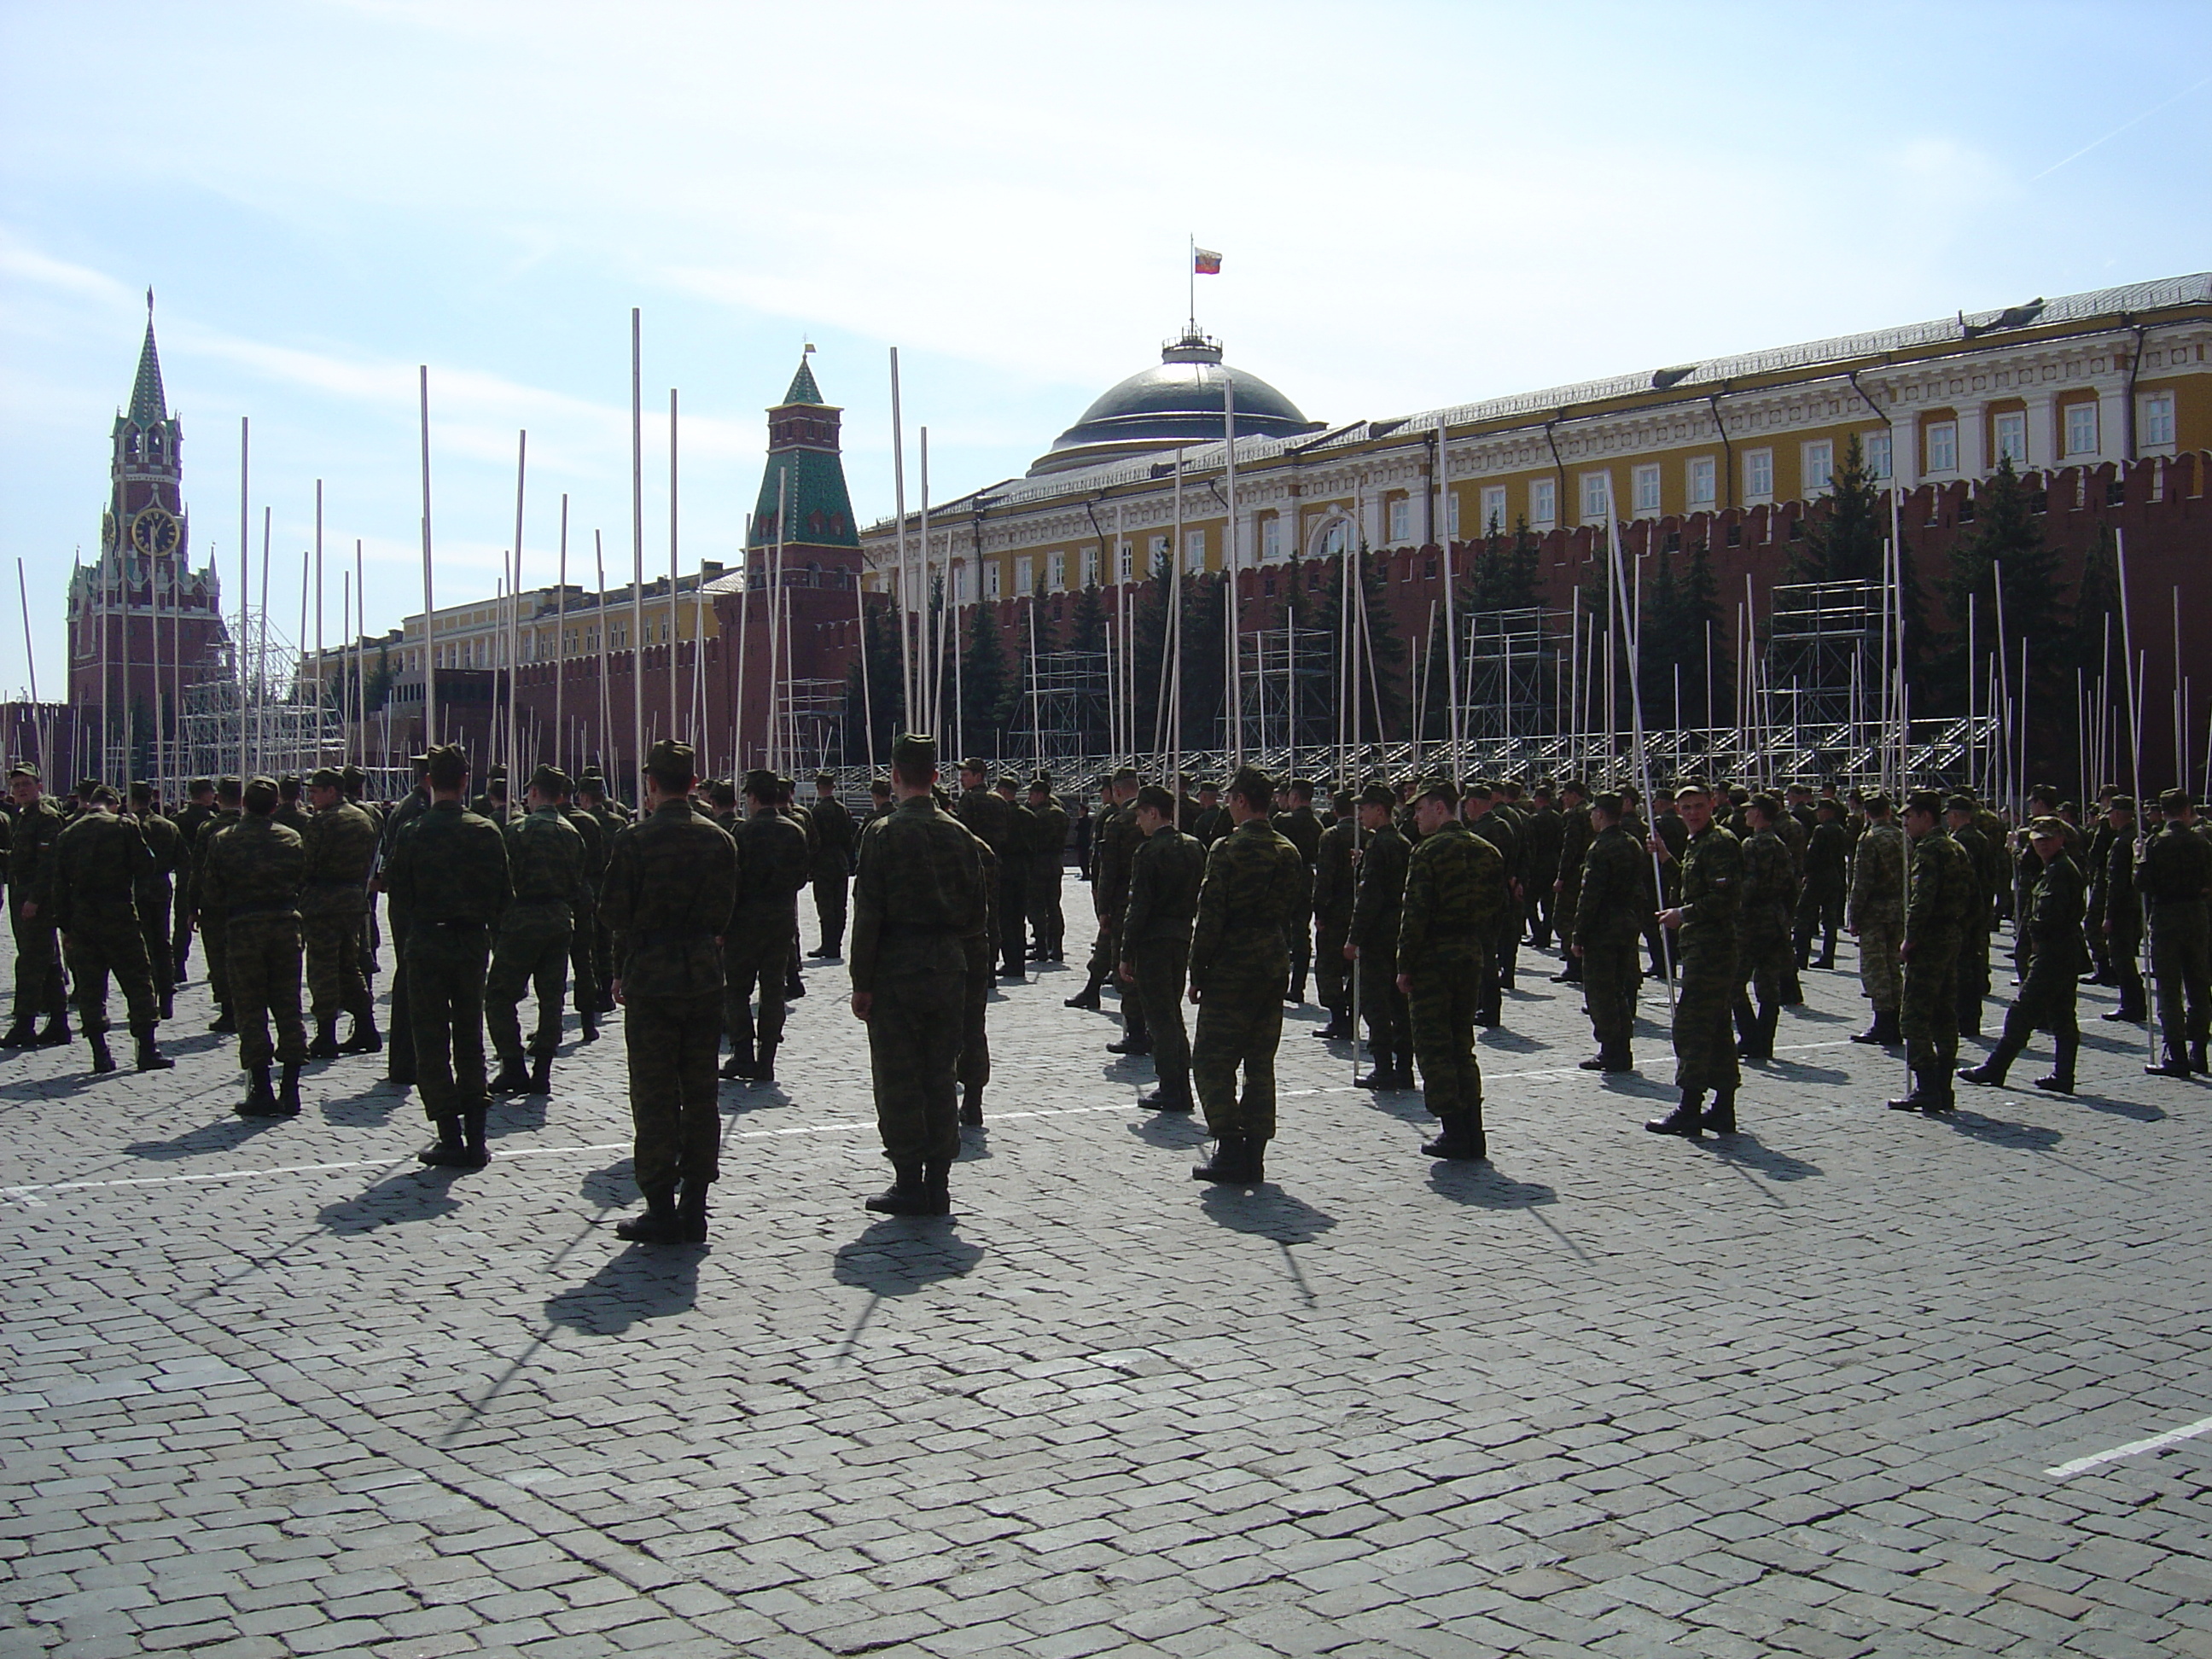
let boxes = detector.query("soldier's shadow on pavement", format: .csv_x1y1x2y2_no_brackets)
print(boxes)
579,1161,636,1208
1425,1164,1557,1209
833,1221,986,1294
1478,1028,1548,1053
1706,1134,1822,1181
1756,1057,1849,1085
2074,1091,2163,1121
1939,1109,2063,1150
320,1088,400,1127
492,1095,548,1136
317,1165,466,1233
1126,1109,1208,1149
544,1246,700,1333
123,1115,281,1161
1198,1184,1336,1244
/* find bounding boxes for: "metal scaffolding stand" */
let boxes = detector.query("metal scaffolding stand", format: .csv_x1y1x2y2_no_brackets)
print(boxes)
1013,649,1110,767
775,678,847,776
1236,627,1331,759
1458,605,1562,771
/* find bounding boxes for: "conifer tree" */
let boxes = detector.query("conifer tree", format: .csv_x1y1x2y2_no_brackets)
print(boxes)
960,600,1011,757
1940,456,2067,712
1792,434,1885,583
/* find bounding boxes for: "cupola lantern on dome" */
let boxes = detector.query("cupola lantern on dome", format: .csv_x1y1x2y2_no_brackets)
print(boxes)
1027,327,1322,477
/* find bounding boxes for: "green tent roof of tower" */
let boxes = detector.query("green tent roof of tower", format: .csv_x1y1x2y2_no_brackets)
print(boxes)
126,320,167,427
748,355,859,550
782,357,825,407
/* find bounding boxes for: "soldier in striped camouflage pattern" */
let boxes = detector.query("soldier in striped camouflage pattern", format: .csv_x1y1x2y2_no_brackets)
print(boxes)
1396,780,1503,1162
1645,781,1741,1138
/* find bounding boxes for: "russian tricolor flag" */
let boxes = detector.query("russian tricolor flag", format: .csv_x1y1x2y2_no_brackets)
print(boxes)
1192,247,1223,275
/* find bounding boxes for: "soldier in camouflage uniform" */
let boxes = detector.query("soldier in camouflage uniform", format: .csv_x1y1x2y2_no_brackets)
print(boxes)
300,768,381,1059
992,774,1033,981
1462,783,1517,1022
376,760,432,1084
1271,778,1322,1004
1731,795,1796,1062
849,735,989,1216
168,777,216,981
1571,791,1644,1073
190,777,246,1035
384,748,511,1167
200,777,310,1117
1944,795,1994,1039
486,765,587,1098
806,771,858,960
1793,797,1849,969
953,758,1022,983
126,783,180,1017
957,835,998,1127
595,742,738,1243
1119,785,1205,1113
1646,781,1742,1138
1848,793,1906,1047
1961,818,2085,1093
1190,782,1228,848
1395,782,1501,1159
1025,777,1068,962
2098,796,2147,1024
1887,789,1977,1114
1189,767,1310,1184
1522,783,1564,950
51,785,172,1074
719,769,811,1085
4,765,69,1047
1309,792,1359,1040
1346,782,1413,1091
1550,780,1592,983
2139,790,2212,1077
577,773,623,1011
550,773,604,1042
1071,770,1141,1036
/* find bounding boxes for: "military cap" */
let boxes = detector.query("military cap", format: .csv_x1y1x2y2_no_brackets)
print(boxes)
1558,777,1589,799
528,764,571,796
2161,788,2196,812
1228,765,1274,800
1464,780,1495,801
1133,783,1175,816
1726,784,1749,805
2109,795,2136,812
1094,773,1115,791
958,755,989,776
997,773,1021,791
340,765,365,790
1652,785,1677,802
216,775,243,802
1674,777,1713,799
425,745,470,788
1418,777,1461,806
2028,815,2069,841
643,737,696,777
1944,794,1976,815
129,779,154,801
578,766,604,783
813,771,835,786
308,766,344,789
85,783,119,806
892,733,937,772
488,761,508,778
410,752,432,773
870,777,893,795
1112,765,1140,785
1861,789,1893,815
1592,790,1625,816
1027,776,1052,795
702,777,737,807
1196,779,1220,795
242,774,280,812
1749,792,1784,818
188,776,214,794
9,763,43,782
76,777,101,798
1357,782,1395,807
1904,788,1945,818
742,767,781,799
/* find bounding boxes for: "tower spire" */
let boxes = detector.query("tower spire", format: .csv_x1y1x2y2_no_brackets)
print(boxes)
128,307,167,427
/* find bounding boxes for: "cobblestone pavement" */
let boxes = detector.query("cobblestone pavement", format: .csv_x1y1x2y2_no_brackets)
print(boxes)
3,872,2210,1659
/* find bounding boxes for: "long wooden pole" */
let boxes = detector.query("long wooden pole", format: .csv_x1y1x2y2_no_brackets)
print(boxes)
668,387,680,749
1437,418,1460,772
1224,378,1241,767
256,507,271,774
630,311,645,800
888,347,912,729
509,428,527,795
554,495,568,774
594,530,611,777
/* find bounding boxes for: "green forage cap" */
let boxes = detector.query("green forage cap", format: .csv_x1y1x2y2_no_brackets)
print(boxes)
243,775,279,811
1133,784,1175,815
814,771,835,786
308,766,344,789
1357,782,1395,807
2109,795,2136,812
1230,765,1273,799
1945,794,1976,814
339,765,364,790
1905,789,1945,816
2029,816,2068,840
6,762,37,782
893,733,937,771
528,764,571,796
997,773,1020,791
703,778,736,807
643,738,695,776
742,768,780,798
2161,788,2195,812
959,755,989,776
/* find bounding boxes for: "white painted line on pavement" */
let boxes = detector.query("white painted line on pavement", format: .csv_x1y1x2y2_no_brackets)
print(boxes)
2045,1413,2212,1477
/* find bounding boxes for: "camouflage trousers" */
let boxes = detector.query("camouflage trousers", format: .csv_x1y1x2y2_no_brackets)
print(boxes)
171,888,195,981
1671,933,1739,1094
1192,980,1285,1141
626,989,724,1194
9,899,63,1026
199,912,230,1009
1026,865,1062,955
404,922,491,1122
812,871,849,954
2151,905,2210,1057
1406,940,1483,1121
486,909,570,1062
226,912,307,1069
568,904,599,1016
958,936,991,1091
724,911,794,1053
1901,935,1960,1082
866,943,967,1165
1129,934,1191,1088
998,863,1027,976
1985,947,2080,1074
1580,931,1640,1056
138,889,173,998
1955,923,1992,1029
1857,917,1902,1011
1313,915,1351,1010
1357,953,1410,1065
1735,924,1790,1008
302,908,372,1023
63,917,158,1039
1793,882,1843,964
386,902,415,1076
2108,913,2145,1012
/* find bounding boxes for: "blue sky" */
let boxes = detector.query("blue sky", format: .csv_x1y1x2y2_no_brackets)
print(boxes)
3,0,2208,700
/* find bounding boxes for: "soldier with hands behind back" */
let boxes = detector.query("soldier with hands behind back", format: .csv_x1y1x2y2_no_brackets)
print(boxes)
200,776,308,1116
51,783,171,1075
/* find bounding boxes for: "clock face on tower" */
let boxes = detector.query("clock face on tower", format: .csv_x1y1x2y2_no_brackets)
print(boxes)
131,507,179,556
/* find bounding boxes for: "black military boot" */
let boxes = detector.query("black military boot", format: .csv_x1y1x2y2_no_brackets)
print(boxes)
676,1181,710,1243
1190,1135,1249,1183
458,1106,492,1167
1106,1031,1152,1057
1243,1138,1268,1183
36,1014,71,1048
920,1161,952,1216
418,1116,467,1164
2145,1046,2192,1079
785,968,806,1000
1313,1003,1351,1041
1959,1054,2011,1087
337,1016,381,1055
1285,973,1307,1005
209,1004,236,1034
1420,1111,1486,1160
526,1053,553,1097
1551,960,1584,984
1355,1054,1401,1089
2100,1001,2146,1023
616,1189,686,1243
236,1065,281,1118
2034,1036,2077,1094
960,1083,986,1126
1851,1008,1900,1045
719,1040,754,1081
1644,1091,1706,1138
0,1020,35,1049
160,988,175,1020
1138,1072,1192,1112
751,1041,777,1085
1887,1069,1952,1113
86,1031,116,1075
579,1010,599,1044
1390,1052,1420,1090
489,1054,533,1095
135,1034,173,1072
1701,1088,1738,1135
1063,976,1103,1011
865,1162,936,1214
2192,1039,2209,1076
307,1016,341,1060
276,1063,303,1117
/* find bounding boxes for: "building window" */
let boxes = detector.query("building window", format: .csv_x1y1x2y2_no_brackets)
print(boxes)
1080,547,1098,587
1480,486,1506,535
1632,464,1661,515
1580,471,1612,522
1148,533,1169,576
2142,390,2176,447
1687,457,1716,508
1993,412,2027,466
1116,544,1132,584
1744,449,1773,501
1261,515,1282,562
1183,528,1206,573
1446,492,1461,537
1864,431,1893,480
984,562,1002,599
1802,440,1834,493
2064,402,2098,457
1925,420,1958,474
1529,479,1557,528
1387,498,1412,544
1015,555,1034,594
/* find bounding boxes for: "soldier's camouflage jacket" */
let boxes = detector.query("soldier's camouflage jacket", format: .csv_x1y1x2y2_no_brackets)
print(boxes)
1189,817,1309,994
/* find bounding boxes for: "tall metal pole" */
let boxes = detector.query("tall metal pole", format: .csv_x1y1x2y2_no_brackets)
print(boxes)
630,310,644,801
554,494,568,774
240,415,251,777
509,429,527,796
594,530,612,777
919,428,933,734
1224,376,1241,767
417,372,438,754
313,480,324,765
668,387,680,748
1437,417,1460,771
888,347,912,728
256,506,271,774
